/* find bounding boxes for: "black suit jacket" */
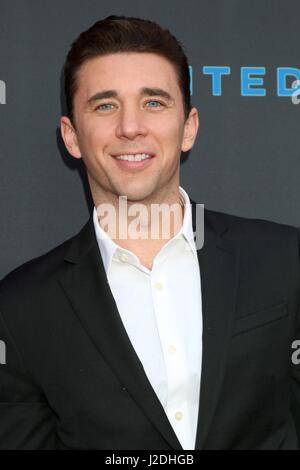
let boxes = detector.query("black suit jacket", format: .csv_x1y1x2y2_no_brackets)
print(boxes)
0,202,300,450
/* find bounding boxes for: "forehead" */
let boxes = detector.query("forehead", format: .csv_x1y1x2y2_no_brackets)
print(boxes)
75,52,180,98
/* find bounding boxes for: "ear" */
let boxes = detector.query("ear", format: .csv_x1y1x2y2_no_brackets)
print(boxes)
60,116,82,159
181,107,199,153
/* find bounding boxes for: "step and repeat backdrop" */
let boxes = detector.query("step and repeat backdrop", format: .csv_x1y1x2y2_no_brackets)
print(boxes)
0,0,299,278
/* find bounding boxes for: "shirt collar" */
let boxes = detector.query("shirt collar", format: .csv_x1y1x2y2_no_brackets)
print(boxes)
93,186,196,275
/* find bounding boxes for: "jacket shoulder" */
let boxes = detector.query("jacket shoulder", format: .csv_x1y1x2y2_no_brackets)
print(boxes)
0,226,84,301
205,207,299,243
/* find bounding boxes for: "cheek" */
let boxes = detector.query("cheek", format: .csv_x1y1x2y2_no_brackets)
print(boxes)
151,116,182,140
159,121,184,153
78,121,109,154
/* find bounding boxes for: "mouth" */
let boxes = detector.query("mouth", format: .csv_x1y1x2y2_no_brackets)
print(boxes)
111,152,155,170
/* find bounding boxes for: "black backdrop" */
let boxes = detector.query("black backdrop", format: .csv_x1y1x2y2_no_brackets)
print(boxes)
1,0,299,278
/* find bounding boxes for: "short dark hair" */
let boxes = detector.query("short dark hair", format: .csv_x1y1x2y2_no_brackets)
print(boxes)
63,15,192,124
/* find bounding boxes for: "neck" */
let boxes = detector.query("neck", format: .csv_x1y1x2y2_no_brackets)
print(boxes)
93,186,184,248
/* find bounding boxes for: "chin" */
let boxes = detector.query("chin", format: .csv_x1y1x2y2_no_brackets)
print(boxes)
114,184,157,203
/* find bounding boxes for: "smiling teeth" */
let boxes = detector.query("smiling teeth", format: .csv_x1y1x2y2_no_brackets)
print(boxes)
116,153,151,161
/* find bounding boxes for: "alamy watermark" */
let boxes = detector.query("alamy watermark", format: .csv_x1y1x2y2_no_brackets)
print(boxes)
291,79,300,105
96,197,204,250
0,80,6,104
0,340,6,365
292,339,300,365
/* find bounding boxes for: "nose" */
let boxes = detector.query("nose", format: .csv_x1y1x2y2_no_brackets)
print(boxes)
115,104,148,140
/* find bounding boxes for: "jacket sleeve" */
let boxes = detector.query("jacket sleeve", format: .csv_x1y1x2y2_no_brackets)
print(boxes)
291,307,300,447
290,229,300,448
0,309,57,449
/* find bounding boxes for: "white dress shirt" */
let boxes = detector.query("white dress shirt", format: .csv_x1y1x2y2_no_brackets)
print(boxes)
93,186,203,450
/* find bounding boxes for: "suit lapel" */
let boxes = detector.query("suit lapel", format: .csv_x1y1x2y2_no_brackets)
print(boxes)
58,220,182,450
190,201,240,449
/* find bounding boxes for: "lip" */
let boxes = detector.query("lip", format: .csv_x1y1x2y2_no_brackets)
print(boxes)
111,152,155,171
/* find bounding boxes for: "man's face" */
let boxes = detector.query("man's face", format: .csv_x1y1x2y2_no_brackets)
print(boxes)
61,52,199,203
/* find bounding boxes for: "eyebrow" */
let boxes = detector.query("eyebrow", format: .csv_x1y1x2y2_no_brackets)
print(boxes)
86,87,173,105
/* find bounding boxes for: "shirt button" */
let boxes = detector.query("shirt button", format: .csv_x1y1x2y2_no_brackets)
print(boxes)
175,411,183,421
168,345,177,354
119,253,129,263
154,282,163,290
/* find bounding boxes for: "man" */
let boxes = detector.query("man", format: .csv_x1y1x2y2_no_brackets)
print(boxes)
0,15,299,450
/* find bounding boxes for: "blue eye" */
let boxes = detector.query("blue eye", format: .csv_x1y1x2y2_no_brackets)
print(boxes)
146,100,163,108
97,103,114,111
